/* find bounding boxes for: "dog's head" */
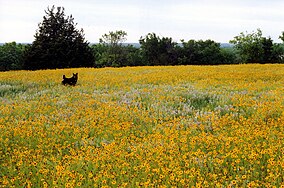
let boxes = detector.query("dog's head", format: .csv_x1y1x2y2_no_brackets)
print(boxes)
73,73,78,80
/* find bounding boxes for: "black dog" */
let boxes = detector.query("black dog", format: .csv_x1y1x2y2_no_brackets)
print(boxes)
62,73,78,86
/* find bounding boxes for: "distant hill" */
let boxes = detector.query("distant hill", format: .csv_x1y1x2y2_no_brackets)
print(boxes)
220,43,233,48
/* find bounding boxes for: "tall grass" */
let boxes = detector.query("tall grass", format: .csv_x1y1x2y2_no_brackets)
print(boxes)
0,65,283,187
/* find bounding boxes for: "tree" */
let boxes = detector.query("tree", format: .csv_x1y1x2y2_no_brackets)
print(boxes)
261,37,274,63
0,42,25,71
91,43,142,67
231,29,284,64
230,29,263,63
91,44,110,68
178,39,225,65
220,47,238,65
139,33,178,66
230,29,283,63
98,30,128,67
24,6,94,70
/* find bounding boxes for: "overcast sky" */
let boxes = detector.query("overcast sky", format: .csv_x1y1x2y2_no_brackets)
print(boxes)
0,0,283,43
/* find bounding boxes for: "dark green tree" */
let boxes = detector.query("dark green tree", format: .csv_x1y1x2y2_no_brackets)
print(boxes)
139,33,178,66
261,37,274,63
0,42,25,71
178,39,225,65
91,44,109,68
123,45,143,66
220,47,238,65
24,6,94,70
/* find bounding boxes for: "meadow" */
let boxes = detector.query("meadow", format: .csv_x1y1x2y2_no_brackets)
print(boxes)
0,64,283,187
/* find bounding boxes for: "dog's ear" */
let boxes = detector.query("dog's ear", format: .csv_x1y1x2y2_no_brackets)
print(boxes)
63,75,66,79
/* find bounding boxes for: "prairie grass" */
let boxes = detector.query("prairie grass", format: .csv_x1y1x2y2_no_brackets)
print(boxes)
0,65,283,187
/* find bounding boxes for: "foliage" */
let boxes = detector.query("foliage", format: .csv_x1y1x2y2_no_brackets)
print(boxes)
178,39,228,65
91,43,142,68
220,47,238,64
91,43,110,68
1,65,284,187
97,30,128,67
139,33,178,66
230,29,263,63
0,42,25,71
24,6,94,70
2,26,284,69
99,30,127,46
123,45,143,66
230,29,283,63
272,43,284,63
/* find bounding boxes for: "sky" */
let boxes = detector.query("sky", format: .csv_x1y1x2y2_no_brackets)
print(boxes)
0,0,284,43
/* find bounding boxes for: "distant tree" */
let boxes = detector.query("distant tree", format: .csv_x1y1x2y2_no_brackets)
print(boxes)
98,30,128,67
0,42,25,71
92,43,142,67
24,6,94,70
260,37,274,63
177,40,198,65
230,29,283,63
230,29,264,63
91,44,109,68
271,43,284,63
220,47,238,64
196,40,224,65
178,39,225,65
139,33,178,66
124,45,143,66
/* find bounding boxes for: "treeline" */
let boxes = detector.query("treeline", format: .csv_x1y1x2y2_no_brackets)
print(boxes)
1,6,284,71
1,33,283,71
92,32,238,68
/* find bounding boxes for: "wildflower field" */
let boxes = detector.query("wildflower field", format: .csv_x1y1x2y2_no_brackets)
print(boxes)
0,64,283,187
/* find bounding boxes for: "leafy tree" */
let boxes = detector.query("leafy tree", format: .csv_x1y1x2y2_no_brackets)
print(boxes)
98,30,128,67
220,47,238,64
178,39,225,65
177,40,198,65
91,43,142,67
139,33,178,66
91,44,110,68
123,45,143,66
261,37,274,63
0,42,25,71
230,29,263,63
230,29,282,63
24,6,94,70
271,43,284,63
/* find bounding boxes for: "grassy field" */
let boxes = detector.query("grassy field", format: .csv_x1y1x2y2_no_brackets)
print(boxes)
0,65,283,187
